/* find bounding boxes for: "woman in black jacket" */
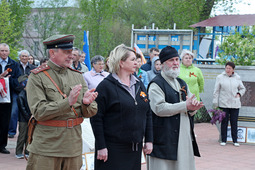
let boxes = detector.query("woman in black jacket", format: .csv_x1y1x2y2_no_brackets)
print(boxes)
90,44,153,170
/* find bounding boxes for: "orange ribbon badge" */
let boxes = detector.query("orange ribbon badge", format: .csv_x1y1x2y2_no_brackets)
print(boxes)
180,86,187,96
140,91,148,102
189,72,197,77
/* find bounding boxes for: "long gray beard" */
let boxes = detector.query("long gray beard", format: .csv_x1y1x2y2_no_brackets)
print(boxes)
163,65,180,78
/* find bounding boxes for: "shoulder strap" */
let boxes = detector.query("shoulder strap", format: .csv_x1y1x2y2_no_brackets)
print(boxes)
31,65,50,74
68,67,82,74
43,71,78,117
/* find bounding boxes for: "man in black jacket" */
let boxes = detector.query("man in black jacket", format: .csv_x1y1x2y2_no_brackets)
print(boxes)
147,46,203,170
8,50,37,139
18,50,37,76
0,43,21,154
141,47,159,71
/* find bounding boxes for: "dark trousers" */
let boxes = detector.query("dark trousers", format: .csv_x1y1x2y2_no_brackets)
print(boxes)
95,142,142,170
8,92,19,135
16,122,28,155
220,108,239,143
0,103,12,149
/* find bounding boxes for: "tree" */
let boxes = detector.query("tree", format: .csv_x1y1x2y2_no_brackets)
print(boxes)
23,0,84,59
217,26,255,66
8,0,33,48
79,0,116,57
76,0,246,57
0,0,19,59
116,0,151,28
146,0,243,30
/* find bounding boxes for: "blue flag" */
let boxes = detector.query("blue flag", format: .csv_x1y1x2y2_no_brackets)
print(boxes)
83,30,91,70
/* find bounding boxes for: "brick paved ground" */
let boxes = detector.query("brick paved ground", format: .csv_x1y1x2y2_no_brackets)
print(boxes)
1,123,254,170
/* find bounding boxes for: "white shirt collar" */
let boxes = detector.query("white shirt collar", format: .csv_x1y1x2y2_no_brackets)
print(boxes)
0,57,8,63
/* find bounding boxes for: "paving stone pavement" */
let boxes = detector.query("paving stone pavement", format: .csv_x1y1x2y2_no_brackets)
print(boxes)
0,123,254,170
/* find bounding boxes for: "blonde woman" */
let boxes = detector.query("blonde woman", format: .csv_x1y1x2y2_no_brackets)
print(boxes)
90,44,153,170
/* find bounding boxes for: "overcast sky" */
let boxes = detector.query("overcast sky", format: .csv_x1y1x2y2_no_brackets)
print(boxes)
32,0,76,8
213,0,255,15
31,0,255,15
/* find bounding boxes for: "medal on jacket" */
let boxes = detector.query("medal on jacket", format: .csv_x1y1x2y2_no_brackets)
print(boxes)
140,91,148,102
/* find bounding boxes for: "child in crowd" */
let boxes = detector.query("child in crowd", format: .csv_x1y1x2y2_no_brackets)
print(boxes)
147,56,161,82
15,75,31,159
135,53,149,88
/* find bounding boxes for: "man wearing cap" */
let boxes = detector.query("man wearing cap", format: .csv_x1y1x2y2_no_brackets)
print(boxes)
26,34,98,170
147,46,202,170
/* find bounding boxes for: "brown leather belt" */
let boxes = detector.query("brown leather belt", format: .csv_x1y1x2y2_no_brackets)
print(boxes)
37,117,83,128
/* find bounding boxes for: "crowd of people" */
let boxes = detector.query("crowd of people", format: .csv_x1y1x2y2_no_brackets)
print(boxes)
0,34,246,170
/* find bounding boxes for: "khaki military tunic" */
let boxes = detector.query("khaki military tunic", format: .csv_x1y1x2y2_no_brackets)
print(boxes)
26,60,97,157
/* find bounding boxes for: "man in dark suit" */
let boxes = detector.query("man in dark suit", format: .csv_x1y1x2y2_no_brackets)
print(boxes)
18,50,37,76
0,43,21,154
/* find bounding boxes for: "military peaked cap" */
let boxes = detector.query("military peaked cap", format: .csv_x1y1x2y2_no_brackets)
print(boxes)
43,34,75,50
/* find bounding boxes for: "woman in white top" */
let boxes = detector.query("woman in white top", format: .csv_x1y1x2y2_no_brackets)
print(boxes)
213,62,246,146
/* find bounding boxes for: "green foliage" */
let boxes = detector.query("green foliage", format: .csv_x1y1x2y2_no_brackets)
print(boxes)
79,0,116,57
0,0,19,59
116,0,151,28
147,0,202,29
217,26,255,66
77,0,243,57
194,106,211,123
8,0,33,48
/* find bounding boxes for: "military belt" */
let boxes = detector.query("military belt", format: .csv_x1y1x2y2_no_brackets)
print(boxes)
37,117,83,128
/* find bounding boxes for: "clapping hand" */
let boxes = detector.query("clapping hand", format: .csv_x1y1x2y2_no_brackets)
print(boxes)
68,84,82,106
82,88,98,105
186,94,203,111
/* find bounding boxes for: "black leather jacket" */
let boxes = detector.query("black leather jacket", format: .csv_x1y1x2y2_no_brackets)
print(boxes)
17,90,31,122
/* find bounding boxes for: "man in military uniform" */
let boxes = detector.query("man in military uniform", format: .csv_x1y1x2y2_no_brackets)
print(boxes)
26,34,98,170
